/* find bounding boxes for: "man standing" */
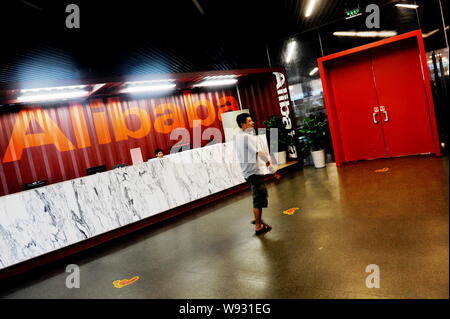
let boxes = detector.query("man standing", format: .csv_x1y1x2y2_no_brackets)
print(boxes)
235,113,279,235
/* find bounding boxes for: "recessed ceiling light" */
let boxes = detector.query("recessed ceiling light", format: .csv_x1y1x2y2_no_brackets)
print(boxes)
124,79,175,85
345,12,363,20
203,75,237,80
121,84,176,93
18,90,89,103
285,41,298,63
194,79,238,87
309,67,319,76
395,4,419,9
423,29,439,38
305,0,318,17
333,31,398,38
20,85,87,93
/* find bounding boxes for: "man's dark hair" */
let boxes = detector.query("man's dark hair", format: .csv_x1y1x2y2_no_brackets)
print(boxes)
236,113,252,128
154,148,163,155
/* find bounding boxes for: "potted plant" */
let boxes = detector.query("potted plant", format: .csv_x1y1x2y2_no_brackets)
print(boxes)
298,113,330,168
262,116,295,165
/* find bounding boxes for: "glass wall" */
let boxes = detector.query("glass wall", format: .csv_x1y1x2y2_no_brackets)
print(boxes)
268,0,449,165
269,31,324,128
418,0,450,155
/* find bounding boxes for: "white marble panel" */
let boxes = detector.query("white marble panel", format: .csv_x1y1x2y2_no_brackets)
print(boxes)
0,142,247,270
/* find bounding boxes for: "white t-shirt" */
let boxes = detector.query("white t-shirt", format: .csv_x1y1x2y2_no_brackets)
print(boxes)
235,129,275,179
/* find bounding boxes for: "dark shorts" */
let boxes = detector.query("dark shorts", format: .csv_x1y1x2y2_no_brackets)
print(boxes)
246,174,268,209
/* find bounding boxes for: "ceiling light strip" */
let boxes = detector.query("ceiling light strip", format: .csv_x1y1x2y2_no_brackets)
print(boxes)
395,4,419,9
18,90,89,102
333,31,398,38
309,67,319,76
21,85,87,93
305,0,318,17
121,84,176,93
194,79,238,87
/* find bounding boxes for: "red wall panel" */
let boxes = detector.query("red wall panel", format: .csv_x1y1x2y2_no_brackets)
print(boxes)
0,72,293,196
238,74,282,129
0,88,241,196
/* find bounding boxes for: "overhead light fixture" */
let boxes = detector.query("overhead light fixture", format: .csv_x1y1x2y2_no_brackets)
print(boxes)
18,85,89,103
20,85,87,93
345,12,362,20
18,90,89,103
309,67,319,76
423,29,439,38
395,3,419,9
194,79,238,87
191,0,205,15
90,83,106,94
305,0,318,17
203,75,237,80
124,79,174,85
121,79,176,93
333,31,398,38
121,84,176,93
285,41,297,63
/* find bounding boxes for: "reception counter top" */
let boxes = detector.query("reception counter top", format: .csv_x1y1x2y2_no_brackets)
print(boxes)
0,142,250,271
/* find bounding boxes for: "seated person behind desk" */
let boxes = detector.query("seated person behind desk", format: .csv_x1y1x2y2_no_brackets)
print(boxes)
154,148,164,158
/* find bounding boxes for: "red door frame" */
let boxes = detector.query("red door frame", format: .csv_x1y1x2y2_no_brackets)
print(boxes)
318,30,441,166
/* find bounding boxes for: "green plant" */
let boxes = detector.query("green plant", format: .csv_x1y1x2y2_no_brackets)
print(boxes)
298,113,330,153
262,116,294,152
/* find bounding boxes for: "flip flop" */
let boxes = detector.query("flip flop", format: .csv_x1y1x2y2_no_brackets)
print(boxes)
255,223,272,235
251,219,266,225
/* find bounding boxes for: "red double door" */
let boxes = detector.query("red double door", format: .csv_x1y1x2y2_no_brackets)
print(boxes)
328,38,435,162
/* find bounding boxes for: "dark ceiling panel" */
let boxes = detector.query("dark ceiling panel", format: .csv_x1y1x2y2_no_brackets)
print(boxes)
0,0,445,87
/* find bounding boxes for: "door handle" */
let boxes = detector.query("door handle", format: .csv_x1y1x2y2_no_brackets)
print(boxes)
373,107,380,124
380,106,389,122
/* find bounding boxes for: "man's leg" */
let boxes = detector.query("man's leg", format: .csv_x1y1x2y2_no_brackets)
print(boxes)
249,175,270,232
253,208,263,230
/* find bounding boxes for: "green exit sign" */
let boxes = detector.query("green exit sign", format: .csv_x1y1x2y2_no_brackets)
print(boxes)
345,8,362,19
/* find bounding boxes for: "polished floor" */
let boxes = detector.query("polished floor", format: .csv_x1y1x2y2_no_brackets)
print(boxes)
1,156,448,299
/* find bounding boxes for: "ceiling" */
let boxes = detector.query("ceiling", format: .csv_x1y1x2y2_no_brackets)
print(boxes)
0,67,287,105
0,0,445,89
0,0,388,87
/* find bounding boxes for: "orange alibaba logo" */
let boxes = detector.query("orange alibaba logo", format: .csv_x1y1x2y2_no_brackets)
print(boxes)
2,95,240,163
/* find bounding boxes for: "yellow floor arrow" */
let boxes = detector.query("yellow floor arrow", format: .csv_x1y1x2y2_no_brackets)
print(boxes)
113,276,140,288
283,208,300,215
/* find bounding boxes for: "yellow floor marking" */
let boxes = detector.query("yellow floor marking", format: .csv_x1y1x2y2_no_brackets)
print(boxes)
283,208,300,215
113,276,140,288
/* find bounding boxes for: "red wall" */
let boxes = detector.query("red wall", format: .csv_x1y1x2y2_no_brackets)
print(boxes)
239,74,282,128
0,89,239,196
0,72,294,196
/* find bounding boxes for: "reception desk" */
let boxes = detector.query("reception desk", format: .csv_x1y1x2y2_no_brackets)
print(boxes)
0,136,299,279
0,142,250,273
